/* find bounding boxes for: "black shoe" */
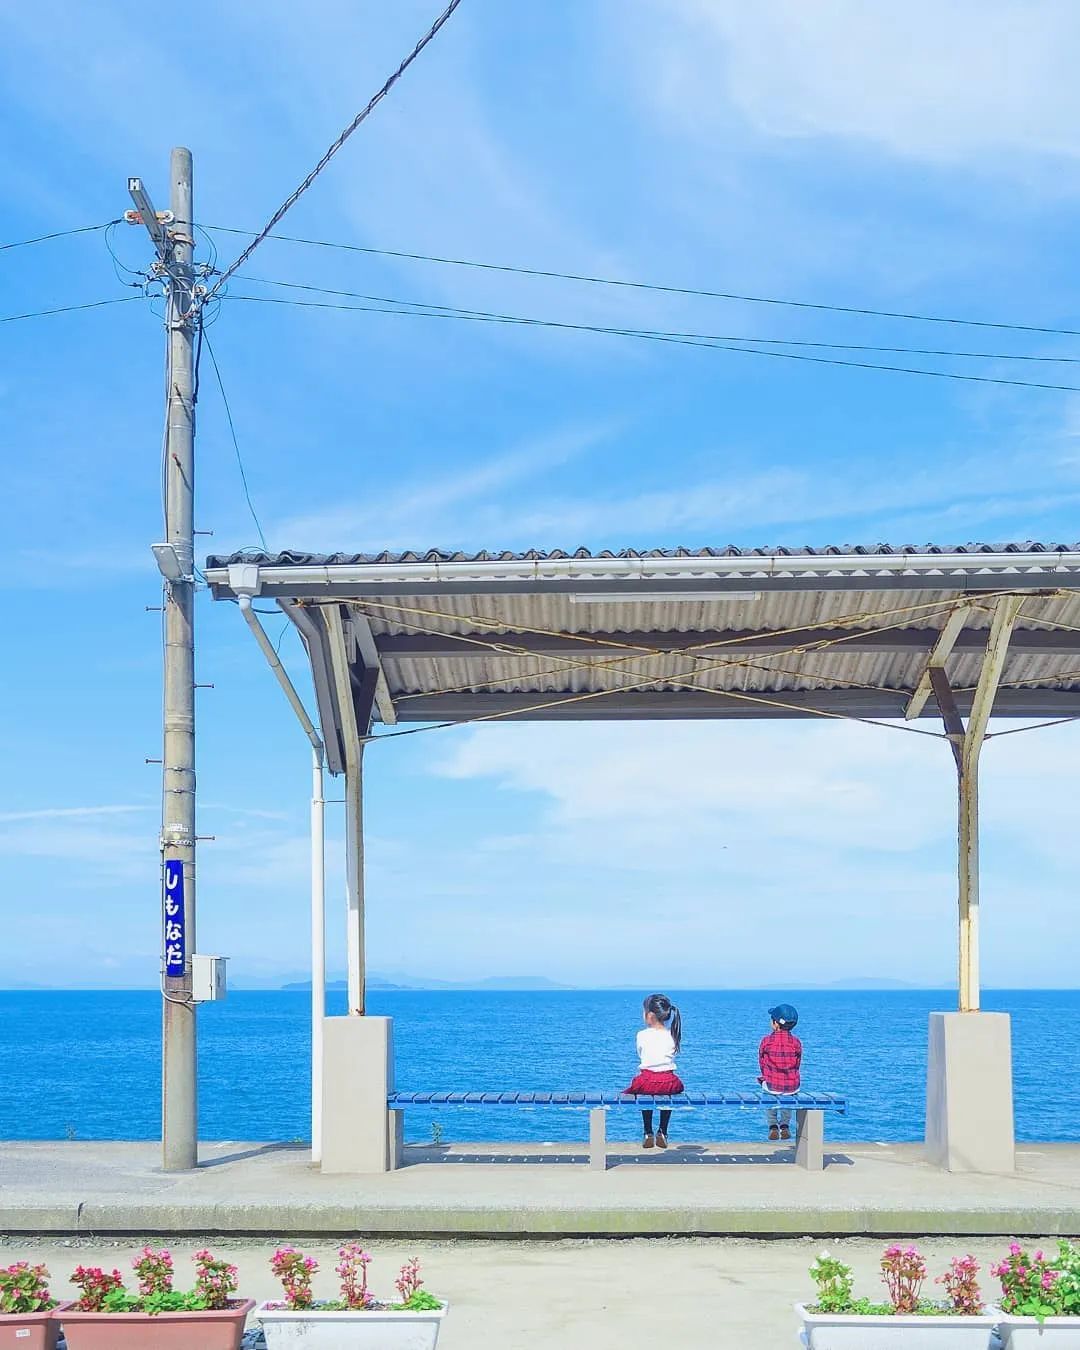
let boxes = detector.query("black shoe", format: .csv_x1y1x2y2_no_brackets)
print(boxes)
779,1124,791,1141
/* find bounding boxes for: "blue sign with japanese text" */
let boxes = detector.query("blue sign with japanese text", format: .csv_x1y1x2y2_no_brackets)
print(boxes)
163,860,186,977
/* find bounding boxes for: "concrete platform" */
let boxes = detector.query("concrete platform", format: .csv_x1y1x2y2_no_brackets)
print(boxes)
3,1140,1080,1237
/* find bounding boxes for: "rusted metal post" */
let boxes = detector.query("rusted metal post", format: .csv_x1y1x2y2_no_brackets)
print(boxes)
956,759,979,1012
956,595,1024,1012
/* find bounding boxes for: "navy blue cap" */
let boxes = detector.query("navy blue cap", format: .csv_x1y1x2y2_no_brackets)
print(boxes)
769,1003,799,1028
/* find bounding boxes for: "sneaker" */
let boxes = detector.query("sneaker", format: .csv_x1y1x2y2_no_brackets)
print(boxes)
656,1132,668,1149
768,1126,780,1141
643,1133,655,1149
779,1124,791,1141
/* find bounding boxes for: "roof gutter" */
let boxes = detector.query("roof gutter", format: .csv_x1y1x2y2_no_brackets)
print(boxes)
205,550,1080,598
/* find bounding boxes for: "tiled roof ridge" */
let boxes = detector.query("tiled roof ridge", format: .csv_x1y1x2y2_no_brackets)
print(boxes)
208,542,1080,568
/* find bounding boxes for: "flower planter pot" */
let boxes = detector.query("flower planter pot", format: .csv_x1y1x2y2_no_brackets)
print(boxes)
256,1300,448,1350
997,1315,1080,1348
1,1305,70,1350
796,1303,1000,1349
59,1299,255,1350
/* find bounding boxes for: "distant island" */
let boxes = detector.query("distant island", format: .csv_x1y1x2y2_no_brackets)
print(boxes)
281,974,574,992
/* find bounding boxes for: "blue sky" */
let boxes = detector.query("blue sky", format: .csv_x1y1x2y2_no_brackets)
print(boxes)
3,0,1080,990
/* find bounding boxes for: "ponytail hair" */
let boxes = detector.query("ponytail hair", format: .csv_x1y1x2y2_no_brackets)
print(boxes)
643,992,682,1053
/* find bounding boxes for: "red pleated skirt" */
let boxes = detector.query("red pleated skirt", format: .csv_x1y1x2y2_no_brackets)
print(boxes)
625,1069,684,1095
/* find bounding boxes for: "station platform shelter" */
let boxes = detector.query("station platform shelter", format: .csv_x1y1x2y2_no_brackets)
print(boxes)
207,542,1080,1174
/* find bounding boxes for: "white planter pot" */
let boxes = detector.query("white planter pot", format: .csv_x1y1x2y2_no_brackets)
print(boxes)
256,1302,447,1350
796,1303,1000,1349
997,1315,1080,1348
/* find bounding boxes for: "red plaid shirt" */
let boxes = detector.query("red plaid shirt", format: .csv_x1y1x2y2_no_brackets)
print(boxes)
758,1029,802,1092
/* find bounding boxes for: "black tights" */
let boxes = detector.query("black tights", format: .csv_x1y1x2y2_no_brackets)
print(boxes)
641,1109,671,1137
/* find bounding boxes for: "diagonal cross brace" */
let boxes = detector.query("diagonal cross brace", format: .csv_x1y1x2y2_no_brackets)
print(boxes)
905,603,974,721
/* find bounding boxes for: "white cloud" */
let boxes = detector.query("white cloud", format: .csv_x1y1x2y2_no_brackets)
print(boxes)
429,718,1079,985
649,0,1080,168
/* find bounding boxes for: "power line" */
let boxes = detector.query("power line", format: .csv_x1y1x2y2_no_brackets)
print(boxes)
225,292,1080,395
0,296,144,324
234,273,1080,364
0,221,119,252
199,326,269,551
207,0,464,298
204,222,1080,340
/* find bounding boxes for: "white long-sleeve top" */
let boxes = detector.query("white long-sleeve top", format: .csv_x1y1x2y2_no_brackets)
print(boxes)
636,1026,677,1072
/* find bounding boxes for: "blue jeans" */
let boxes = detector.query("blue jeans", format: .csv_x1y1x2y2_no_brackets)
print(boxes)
764,1084,791,1129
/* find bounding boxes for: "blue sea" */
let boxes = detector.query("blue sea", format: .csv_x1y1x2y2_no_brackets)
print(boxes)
2,989,1077,1144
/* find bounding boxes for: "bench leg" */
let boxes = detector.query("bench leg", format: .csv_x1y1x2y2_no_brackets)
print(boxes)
388,1109,404,1171
589,1107,607,1171
795,1109,824,1170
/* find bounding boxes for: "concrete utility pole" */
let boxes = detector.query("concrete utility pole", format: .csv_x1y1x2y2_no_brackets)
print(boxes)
130,148,199,1171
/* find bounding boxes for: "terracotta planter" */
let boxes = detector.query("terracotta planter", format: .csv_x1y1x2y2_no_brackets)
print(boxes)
59,1298,255,1350
0,1304,70,1350
257,1299,448,1349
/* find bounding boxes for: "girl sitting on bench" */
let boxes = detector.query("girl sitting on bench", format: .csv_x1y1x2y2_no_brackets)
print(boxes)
624,993,684,1150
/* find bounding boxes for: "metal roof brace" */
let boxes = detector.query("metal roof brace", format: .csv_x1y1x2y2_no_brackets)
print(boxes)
232,574,326,1163
919,595,1025,1012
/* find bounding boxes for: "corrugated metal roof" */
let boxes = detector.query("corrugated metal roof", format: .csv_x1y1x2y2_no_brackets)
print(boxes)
205,542,1080,736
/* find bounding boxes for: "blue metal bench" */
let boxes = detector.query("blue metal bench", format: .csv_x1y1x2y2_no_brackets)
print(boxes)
386,1090,847,1171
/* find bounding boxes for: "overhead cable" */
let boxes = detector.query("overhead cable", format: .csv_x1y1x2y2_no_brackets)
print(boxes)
204,222,1080,339
234,273,1080,364
225,292,1080,395
0,296,144,325
0,221,119,253
199,328,269,551
206,0,464,298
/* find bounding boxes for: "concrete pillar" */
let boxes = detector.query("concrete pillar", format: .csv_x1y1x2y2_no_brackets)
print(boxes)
321,1015,394,1173
589,1108,607,1171
925,1011,1014,1173
795,1109,824,1171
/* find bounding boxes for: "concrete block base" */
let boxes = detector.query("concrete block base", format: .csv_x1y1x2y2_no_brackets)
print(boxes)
925,1011,1014,1174
320,1016,394,1174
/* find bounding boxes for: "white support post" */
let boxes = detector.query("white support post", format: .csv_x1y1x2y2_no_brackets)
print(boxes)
311,747,326,1163
323,606,365,1016
232,588,328,1161
956,595,1023,1013
345,753,365,1015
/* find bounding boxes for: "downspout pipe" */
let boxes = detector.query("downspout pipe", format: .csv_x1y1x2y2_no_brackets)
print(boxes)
236,593,326,1163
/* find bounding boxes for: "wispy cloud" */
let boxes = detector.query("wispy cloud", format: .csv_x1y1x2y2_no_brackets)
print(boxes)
0,805,149,824
642,0,1080,170
275,422,618,548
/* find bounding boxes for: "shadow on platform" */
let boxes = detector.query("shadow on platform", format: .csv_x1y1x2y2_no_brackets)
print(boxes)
402,1146,854,1168
199,1142,310,1169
